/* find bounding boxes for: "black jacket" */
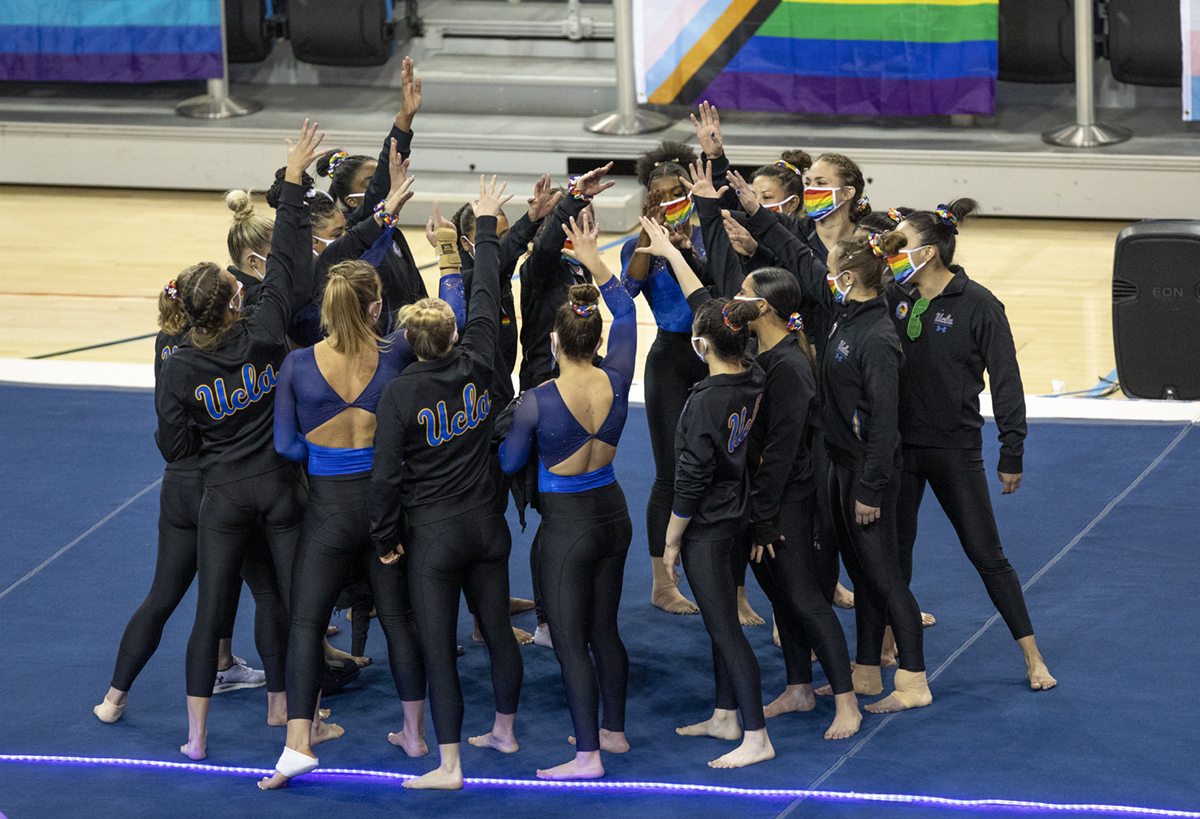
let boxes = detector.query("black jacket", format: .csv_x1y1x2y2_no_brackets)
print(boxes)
821,294,903,508
748,339,818,545
673,364,766,539
462,211,540,407
369,216,502,553
518,196,592,392
155,180,314,485
889,267,1026,473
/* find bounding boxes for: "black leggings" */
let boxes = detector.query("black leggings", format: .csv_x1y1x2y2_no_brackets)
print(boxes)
829,461,924,673
286,473,426,721
538,482,632,752
109,469,265,692
407,503,523,745
644,330,708,557
185,464,306,698
683,533,766,732
898,446,1033,640
748,492,853,694
809,428,842,603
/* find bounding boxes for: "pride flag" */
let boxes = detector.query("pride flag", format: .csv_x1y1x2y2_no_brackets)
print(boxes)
634,0,999,116
1185,0,1200,120
0,0,222,83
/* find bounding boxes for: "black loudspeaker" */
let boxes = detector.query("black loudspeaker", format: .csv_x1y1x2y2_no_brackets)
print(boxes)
288,0,394,67
1107,0,1183,87
997,0,1075,84
1112,221,1200,400
226,0,272,64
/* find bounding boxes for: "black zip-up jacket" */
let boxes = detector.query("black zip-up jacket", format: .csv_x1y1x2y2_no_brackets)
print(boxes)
821,294,903,508
889,267,1026,473
155,330,200,474
673,364,766,540
370,215,501,554
155,180,314,485
462,211,540,407
747,339,818,545
518,195,592,391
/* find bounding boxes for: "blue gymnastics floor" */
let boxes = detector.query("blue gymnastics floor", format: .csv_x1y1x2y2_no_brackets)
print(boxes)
0,383,1197,819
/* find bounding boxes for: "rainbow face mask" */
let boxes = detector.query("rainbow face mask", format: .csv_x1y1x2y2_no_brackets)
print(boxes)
804,187,842,221
660,193,694,229
763,195,797,214
886,246,931,285
827,272,851,305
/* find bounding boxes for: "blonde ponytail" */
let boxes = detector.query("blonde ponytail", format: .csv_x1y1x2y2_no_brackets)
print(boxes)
321,261,384,357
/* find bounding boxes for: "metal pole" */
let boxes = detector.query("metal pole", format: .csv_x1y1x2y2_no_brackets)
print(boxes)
177,0,263,119
584,0,672,135
1041,0,1130,147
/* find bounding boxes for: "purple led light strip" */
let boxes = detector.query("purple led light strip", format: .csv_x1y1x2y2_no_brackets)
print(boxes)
1,754,1196,817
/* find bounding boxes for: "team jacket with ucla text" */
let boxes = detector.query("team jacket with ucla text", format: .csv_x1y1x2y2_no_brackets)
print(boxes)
672,364,767,540
888,267,1027,474
369,216,502,554
154,181,314,485
821,294,903,508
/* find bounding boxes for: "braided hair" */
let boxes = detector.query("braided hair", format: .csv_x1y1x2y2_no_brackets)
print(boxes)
175,262,239,350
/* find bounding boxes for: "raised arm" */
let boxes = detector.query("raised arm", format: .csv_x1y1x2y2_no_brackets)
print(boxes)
527,164,613,287
502,174,561,268
273,352,310,464
637,217,706,300
460,176,514,360
426,201,466,330
564,212,638,387
690,102,740,211
346,57,421,228
682,159,744,297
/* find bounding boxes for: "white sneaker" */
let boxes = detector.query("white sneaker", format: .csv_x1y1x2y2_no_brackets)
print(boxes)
213,659,267,693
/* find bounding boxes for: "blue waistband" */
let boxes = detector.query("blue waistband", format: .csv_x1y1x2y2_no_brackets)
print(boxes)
307,443,374,476
537,461,616,494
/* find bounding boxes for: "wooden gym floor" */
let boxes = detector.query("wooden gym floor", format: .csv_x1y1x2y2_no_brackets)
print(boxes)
0,185,1125,395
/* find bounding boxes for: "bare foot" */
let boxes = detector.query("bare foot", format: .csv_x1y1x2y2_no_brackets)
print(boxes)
833,583,855,609
326,625,340,638
510,597,536,614
1026,658,1057,691
736,586,765,626
537,754,605,780
325,642,371,668
772,613,781,647
403,765,463,790
513,627,534,645
652,585,700,615
310,721,344,746
676,709,742,740
257,771,291,790
708,729,774,769
318,708,331,720
763,685,815,718
922,611,936,627
825,693,861,740
389,730,429,757
568,729,629,753
865,669,932,713
181,736,206,761
469,731,519,753
851,664,883,696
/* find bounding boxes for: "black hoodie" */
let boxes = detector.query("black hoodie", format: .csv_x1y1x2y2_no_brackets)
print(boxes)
889,267,1026,473
673,364,767,539
821,294,903,508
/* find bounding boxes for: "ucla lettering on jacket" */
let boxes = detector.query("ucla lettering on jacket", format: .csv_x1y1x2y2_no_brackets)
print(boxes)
726,394,763,453
418,383,491,447
194,363,277,420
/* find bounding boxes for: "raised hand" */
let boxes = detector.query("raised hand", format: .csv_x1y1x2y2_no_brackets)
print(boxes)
425,201,455,248
722,211,758,256
380,174,415,220
680,158,729,200
285,119,325,184
396,56,422,131
527,174,561,222
573,162,617,198
562,212,600,265
634,216,678,259
388,139,411,193
471,175,514,218
641,190,664,226
689,101,724,158
725,169,759,216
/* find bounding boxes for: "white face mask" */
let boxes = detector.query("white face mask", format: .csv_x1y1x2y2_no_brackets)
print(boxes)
463,236,475,259
828,271,852,305
550,331,559,364
369,298,382,321
248,251,267,277
691,336,708,361
762,195,797,214
345,192,365,204
229,280,244,311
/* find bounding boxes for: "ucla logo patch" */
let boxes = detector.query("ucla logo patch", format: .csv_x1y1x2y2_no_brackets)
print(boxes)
934,311,954,333
418,383,491,447
834,340,851,362
896,301,910,320
726,394,763,454
195,363,277,420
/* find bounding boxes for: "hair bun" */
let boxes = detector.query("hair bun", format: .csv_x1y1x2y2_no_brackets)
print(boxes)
224,189,255,223
567,283,600,308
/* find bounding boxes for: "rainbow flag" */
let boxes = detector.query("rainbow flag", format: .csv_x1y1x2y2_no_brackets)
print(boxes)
0,0,222,82
634,0,998,116
1186,1,1200,120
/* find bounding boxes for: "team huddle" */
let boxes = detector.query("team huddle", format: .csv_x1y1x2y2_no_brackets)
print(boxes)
92,60,1056,791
